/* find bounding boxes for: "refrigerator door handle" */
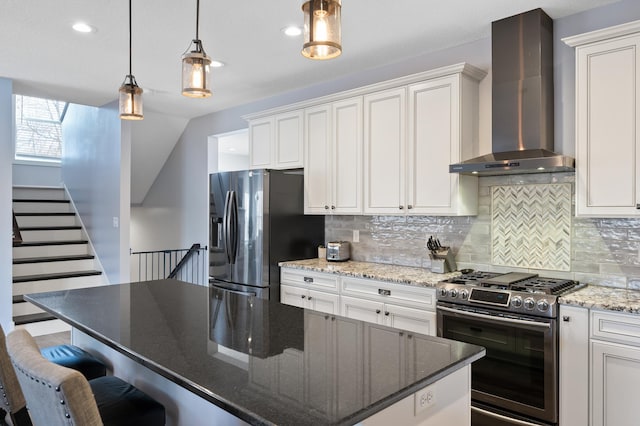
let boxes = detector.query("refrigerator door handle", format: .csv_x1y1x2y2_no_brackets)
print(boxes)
229,190,239,265
223,190,232,264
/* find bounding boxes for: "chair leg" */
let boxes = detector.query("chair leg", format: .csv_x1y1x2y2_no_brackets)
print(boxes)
0,408,8,426
9,407,32,426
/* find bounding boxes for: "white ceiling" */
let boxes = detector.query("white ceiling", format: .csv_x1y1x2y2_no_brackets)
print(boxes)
0,0,621,120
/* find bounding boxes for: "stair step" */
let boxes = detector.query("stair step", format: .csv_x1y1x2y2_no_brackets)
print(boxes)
16,240,89,247
13,258,97,277
13,300,45,317
13,270,102,283
15,214,77,227
15,320,71,336
13,312,57,325
13,199,70,203
13,254,95,264
19,226,81,231
14,212,76,216
13,274,105,298
19,228,83,243
13,243,90,259
13,187,66,200
13,201,72,213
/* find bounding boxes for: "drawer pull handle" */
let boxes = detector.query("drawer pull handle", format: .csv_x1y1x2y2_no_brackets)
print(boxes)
301,295,306,299
376,309,381,314
399,205,404,210
304,277,313,283
385,311,390,316
563,316,570,322
637,204,640,210
378,289,391,296
308,296,312,300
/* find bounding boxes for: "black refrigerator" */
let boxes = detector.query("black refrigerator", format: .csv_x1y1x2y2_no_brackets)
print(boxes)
209,169,324,300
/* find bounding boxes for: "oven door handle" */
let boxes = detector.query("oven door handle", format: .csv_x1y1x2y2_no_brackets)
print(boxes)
471,406,543,426
438,306,552,329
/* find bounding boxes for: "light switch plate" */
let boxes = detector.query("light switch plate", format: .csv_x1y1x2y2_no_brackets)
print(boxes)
353,229,359,243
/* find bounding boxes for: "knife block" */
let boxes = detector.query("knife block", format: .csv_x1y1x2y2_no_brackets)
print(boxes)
429,248,457,273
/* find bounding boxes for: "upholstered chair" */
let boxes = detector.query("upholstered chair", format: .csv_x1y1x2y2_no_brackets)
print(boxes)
0,325,31,426
7,329,165,426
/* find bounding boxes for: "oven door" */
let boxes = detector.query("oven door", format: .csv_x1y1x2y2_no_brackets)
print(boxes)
437,302,558,425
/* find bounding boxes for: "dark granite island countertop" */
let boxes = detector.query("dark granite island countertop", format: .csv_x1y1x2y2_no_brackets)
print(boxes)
26,280,484,426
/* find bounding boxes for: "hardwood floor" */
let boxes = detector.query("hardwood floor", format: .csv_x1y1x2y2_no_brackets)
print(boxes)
33,331,70,348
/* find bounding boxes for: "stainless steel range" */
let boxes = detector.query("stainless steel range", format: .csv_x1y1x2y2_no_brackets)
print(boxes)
436,271,579,426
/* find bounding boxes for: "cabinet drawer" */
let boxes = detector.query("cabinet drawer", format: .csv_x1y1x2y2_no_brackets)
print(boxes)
591,310,640,346
340,276,435,310
280,268,339,292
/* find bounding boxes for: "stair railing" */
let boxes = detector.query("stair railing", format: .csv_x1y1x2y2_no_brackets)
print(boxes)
12,210,22,245
130,244,207,285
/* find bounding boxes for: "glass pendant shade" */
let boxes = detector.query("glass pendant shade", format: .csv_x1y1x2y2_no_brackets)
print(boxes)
302,0,341,60
119,75,143,120
182,40,212,98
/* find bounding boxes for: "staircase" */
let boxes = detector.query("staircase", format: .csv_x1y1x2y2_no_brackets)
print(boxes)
12,186,106,334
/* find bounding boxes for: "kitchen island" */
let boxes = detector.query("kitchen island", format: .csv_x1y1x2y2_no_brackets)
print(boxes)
26,279,484,425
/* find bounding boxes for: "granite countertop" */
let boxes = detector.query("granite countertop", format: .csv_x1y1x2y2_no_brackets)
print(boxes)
560,285,640,315
26,280,484,426
279,259,460,288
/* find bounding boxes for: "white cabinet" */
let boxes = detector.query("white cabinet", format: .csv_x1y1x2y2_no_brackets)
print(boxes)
280,268,340,315
363,69,482,216
340,276,436,335
564,25,640,216
589,309,640,426
249,110,304,169
559,305,589,426
304,97,363,214
363,87,407,214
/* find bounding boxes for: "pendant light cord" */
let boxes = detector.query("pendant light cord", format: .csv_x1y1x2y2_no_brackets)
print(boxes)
195,0,200,41
128,0,132,76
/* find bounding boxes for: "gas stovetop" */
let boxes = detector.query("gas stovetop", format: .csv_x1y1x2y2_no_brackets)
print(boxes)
436,271,580,318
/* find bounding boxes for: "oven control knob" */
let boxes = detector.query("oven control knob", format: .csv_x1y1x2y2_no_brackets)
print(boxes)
537,299,550,312
459,289,469,300
511,296,523,308
524,297,535,310
449,288,459,298
439,288,448,298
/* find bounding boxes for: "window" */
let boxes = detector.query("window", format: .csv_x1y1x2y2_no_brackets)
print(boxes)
14,95,67,162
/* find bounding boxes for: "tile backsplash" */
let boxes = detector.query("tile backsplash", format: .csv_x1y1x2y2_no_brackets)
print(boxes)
324,173,640,288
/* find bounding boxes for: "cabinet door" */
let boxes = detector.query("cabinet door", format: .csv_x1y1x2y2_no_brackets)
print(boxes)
384,303,435,336
407,76,459,215
559,305,589,426
364,88,406,214
340,295,384,324
304,105,332,214
334,315,364,418
249,117,273,169
333,97,363,214
275,111,304,168
304,311,334,414
575,34,640,216
591,340,640,426
281,284,307,309
308,289,340,315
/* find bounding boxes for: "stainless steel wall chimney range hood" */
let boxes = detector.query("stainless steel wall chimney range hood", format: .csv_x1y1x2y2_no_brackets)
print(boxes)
450,8,575,176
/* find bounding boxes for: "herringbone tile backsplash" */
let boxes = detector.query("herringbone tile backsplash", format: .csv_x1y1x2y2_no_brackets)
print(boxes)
325,173,640,288
491,183,571,271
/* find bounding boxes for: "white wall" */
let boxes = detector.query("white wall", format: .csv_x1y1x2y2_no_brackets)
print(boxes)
0,78,13,330
62,102,131,284
13,163,62,187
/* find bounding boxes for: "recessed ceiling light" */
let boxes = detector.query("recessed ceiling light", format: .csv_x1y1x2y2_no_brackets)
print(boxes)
210,60,225,68
72,22,95,33
282,26,302,37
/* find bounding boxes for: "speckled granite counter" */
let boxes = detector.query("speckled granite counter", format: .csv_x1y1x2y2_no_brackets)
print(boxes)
26,280,484,426
560,285,640,315
279,259,460,288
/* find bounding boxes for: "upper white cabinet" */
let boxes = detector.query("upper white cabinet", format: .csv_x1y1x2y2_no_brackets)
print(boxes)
304,97,363,214
564,22,640,217
363,70,482,216
249,110,304,169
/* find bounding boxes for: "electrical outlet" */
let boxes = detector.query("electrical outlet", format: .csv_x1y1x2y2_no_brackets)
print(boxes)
112,217,119,228
353,229,359,243
414,386,436,415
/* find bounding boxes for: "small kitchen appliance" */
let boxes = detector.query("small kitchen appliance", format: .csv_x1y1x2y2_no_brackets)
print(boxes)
326,241,350,261
436,270,580,425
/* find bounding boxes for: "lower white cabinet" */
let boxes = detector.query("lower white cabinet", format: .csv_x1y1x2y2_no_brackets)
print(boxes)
281,284,339,315
591,340,640,426
559,305,589,426
341,295,435,336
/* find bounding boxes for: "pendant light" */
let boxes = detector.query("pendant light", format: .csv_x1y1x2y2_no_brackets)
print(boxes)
302,0,342,60
119,0,143,120
182,0,212,98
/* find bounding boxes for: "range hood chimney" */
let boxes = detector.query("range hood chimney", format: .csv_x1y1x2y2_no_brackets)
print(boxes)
450,8,574,176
